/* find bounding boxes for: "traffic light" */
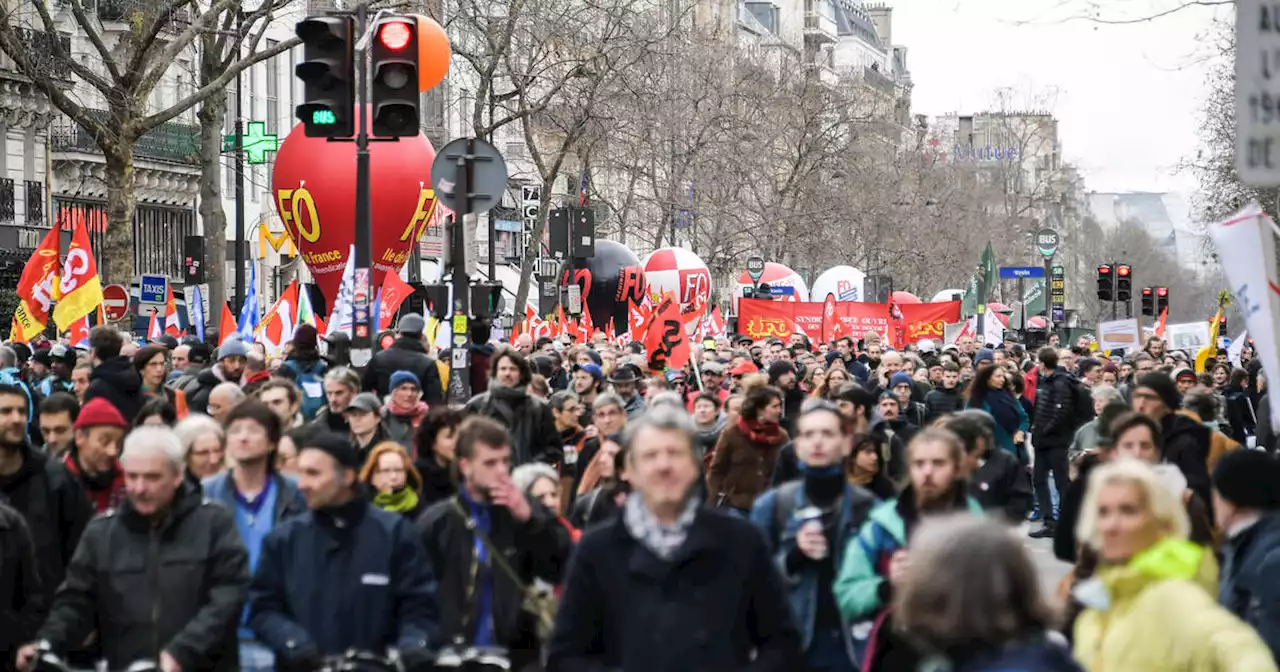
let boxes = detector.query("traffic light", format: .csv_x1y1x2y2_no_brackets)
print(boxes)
1096,264,1113,301
1115,264,1132,302
295,16,355,138
370,16,420,137
1141,287,1154,316
1155,286,1169,316
1218,314,1228,333
470,283,503,321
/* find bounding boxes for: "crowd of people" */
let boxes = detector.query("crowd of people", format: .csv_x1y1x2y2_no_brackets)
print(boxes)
0,316,1277,671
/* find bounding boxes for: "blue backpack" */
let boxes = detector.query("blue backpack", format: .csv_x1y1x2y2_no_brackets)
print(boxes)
284,359,327,420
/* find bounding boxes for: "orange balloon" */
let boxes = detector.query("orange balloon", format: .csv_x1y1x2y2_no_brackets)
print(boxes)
416,16,450,92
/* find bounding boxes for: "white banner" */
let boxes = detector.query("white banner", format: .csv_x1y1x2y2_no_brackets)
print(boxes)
1209,203,1280,431
1097,318,1142,352
1163,321,1212,353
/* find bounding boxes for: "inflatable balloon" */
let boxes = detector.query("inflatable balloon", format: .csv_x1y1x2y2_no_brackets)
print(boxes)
734,262,808,311
560,240,647,335
272,108,439,311
810,265,866,302
642,247,711,332
932,289,965,303
892,291,921,305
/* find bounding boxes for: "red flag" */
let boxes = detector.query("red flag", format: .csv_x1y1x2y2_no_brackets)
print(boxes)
147,310,162,340
377,271,415,331
1155,306,1169,337
67,315,91,347
218,302,238,346
821,294,837,343
642,293,690,370
164,285,182,336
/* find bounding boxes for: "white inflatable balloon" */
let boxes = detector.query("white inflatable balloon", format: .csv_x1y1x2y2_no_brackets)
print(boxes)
932,289,965,303
642,247,712,332
811,266,867,302
735,262,809,312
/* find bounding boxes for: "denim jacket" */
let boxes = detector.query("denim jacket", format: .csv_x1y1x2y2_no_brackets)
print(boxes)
750,480,877,662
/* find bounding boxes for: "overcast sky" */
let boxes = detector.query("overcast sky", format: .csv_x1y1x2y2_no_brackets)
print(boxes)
891,0,1230,197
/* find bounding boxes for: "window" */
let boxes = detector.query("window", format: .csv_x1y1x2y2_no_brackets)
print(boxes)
265,39,279,135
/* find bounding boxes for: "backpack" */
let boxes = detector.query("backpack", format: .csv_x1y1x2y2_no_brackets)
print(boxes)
284,359,327,421
768,480,875,544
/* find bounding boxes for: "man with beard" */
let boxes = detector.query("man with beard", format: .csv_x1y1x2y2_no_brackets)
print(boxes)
833,428,982,671
768,361,805,436
36,345,76,400
0,384,91,619
570,363,603,425
606,364,646,420
942,410,1033,525
185,340,249,415
465,347,560,468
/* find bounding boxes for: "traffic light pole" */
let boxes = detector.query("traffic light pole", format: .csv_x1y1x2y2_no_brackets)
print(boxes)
447,142,477,402
233,10,246,317
350,1,374,368
1110,259,1118,321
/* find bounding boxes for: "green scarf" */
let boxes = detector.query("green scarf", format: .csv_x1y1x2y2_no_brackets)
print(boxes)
373,486,420,514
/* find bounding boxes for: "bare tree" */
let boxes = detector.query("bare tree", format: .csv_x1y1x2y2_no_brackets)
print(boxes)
0,0,295,286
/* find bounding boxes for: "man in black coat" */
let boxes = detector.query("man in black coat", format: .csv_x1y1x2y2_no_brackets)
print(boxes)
547,405,801,672
363,313,445,407
1030,347,1088,538
17,427,249,672
417,416,569,668
0,501,44,672
1132,372,1213,507
0,385,90,611
80,327,143,424
943,410,1033,524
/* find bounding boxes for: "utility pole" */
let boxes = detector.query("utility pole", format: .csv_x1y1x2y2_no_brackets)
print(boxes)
233,10,246,316
348,1,374,367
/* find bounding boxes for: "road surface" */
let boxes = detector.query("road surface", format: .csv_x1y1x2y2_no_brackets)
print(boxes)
1022,522,1073,598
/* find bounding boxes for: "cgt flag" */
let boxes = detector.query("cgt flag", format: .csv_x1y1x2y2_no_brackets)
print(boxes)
53,217,104,331
12,226,61,343
642,293,690,371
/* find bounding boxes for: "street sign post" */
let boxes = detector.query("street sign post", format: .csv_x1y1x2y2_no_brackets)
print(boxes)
1237,0,1280,186
139,275,167,305
746,256,766,301
1036,228,1059,258
521,185,541,221
103,284,130,321
998,266,1046,279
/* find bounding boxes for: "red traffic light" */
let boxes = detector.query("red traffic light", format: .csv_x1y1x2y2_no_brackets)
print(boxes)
1117,265,1131,277
1219,315,1228,324
1097,265,1112,275
1142,287,1153,296
1156,287,1168,297
378,21,412,50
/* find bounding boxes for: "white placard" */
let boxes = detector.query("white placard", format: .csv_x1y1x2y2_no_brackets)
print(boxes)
1097,318,1141,352
1163,322,1212,352
1236,0,1280,186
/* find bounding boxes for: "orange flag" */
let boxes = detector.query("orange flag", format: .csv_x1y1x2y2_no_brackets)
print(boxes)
218,302,238,346
164,285,182,336
12,226,61,342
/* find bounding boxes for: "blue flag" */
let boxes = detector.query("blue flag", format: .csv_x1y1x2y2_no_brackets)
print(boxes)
192,285,206,342
237,260,260,340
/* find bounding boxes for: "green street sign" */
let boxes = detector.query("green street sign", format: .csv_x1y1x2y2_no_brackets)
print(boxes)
221,121,281,165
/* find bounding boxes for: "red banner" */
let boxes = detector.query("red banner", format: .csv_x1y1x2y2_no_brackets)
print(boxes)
738,299,960,347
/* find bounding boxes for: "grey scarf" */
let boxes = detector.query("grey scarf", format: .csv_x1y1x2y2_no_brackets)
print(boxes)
623,492,699,560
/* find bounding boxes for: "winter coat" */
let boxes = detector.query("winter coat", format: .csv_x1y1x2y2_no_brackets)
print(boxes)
1072,538,1277,671
545,505,802,672
1220,512,1280,661
36,483,250,672
184,364,233,416
750,481,876,663
1160,412,1213,508
969,448,1034,524
0,502,44,672
925,635,1082,672
1032,368,1086,450
363,337,445,407
465,386,561,467
868,418,909,485
82,356,143,423
247,498,438,662
706,421,789,511
694,413,728,461
0,444,92,609
923,386,963,423
415,495,570,658
413,456,456,508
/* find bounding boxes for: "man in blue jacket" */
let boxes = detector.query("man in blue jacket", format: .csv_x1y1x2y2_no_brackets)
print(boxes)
1213,449,1280,660
247,432,438,671
751,400,877,672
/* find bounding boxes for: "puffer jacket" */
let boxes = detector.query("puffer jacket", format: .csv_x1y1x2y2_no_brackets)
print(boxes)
36,483,250,672
1072,538,1276,671
82,357,143,422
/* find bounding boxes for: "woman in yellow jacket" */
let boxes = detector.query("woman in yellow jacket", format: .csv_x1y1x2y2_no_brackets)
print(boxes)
1071,458,1277,671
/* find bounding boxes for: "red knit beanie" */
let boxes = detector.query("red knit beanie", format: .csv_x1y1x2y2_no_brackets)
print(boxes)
74,398,129,430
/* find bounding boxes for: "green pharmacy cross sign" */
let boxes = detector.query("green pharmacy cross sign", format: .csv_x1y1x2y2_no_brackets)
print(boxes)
222,121,280,165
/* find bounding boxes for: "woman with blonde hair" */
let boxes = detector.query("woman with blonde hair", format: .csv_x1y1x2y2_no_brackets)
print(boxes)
1071,459,1276,671
359,441,426,519
896,514,1080,670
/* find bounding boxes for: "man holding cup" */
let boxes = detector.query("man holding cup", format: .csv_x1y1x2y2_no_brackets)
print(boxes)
750,400,878,672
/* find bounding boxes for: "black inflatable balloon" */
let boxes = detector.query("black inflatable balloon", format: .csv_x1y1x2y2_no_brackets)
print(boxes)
560,240,647,335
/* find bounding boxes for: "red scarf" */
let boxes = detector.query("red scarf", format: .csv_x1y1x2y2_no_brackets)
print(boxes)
737,417,785,446
386,398,429,427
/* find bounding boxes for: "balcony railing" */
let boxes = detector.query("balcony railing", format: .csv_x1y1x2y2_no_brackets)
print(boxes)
863,66,896,95
51,109,201,165
96,0,191,29
0,27,73,81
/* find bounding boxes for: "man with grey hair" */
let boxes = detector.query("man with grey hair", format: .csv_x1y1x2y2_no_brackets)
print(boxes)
17,427,250,672
207,382,246,426
547,405,801,670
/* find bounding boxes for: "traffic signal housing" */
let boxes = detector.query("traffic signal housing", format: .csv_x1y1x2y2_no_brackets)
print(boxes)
370,16,420,137
295,16,355,138
1141,287,1154,316
1115,264,1132,302
1155,287,1169,316
1218,314,1228,333
1096,264,1113,301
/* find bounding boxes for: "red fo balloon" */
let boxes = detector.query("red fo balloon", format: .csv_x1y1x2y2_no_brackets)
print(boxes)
271,107,439,311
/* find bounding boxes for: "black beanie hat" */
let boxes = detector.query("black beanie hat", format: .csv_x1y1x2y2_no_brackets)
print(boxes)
303,431,361,470
1214,450,1280,509
1135,372,1180,411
